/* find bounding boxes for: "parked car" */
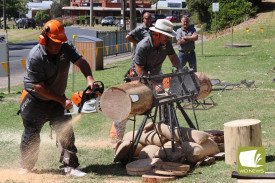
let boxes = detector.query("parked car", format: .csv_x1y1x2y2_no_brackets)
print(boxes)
0,34,5,42
165,15,179,23
101,16,117,26
151,14,166,23
16,18,36,29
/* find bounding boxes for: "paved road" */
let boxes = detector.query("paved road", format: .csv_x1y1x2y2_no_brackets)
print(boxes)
0,27,99,89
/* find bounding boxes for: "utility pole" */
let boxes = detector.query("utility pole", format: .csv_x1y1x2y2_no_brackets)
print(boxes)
129,0,136,31
3,0,7,30
129,0,136,55
121,0,126,30
90,0,93,27
155,0,158,14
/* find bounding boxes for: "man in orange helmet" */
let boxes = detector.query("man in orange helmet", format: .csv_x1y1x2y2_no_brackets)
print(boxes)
18,20,95,176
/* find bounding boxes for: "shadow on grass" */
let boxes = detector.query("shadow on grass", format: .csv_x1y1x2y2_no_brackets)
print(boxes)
103,66,118,70
266,155,275,163
198,54,248,58
0,96,3,101
31,168,64,175
82,163,128,176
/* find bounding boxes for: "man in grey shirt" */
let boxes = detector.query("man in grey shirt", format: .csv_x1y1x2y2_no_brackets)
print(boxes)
112,19,182,142
131,19,181,91
176,16,198,71
19,20,96,177
110,12,153,141
126,12,152,45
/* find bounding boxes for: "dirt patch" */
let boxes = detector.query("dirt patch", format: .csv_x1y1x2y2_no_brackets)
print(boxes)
103,181,139,183
77,140,115,149
0,169,66,183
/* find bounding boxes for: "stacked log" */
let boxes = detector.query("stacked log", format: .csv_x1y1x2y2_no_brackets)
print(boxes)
114,122,220,174
204,130,224,152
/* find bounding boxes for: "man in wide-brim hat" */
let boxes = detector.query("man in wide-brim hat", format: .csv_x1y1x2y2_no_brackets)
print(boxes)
113,19,182,141
130,19,182,91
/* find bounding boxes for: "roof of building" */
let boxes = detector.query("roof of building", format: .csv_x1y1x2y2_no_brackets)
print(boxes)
27,1,53,10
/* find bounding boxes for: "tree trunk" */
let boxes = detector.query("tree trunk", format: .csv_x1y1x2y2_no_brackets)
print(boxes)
224,119,262,165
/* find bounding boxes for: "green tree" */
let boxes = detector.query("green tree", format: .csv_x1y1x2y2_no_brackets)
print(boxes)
0,0,28,19
35,10,50,27
186,0,260,30
50,1,62,18
60,0,70,6
210,0,256,30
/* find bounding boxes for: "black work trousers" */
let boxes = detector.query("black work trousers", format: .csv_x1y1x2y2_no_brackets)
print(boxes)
19,93,79,170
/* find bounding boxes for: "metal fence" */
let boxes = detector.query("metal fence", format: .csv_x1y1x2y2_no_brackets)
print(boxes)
96,30,130,57
96,25,181,57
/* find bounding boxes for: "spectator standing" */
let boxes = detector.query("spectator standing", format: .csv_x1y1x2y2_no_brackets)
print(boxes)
176,16,198,71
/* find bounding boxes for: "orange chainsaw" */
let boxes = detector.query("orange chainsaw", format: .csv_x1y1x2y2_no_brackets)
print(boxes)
64,81,104,115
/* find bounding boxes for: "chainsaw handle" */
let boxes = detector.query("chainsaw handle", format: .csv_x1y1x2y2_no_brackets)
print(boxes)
82,81,104,94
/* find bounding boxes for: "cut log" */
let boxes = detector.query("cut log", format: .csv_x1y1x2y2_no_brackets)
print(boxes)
127,169,152,176
100,80,154,121
224,119,262,165
154,161,190,172
195,72,212,99
211,152,225,159
126,158,162,172
142,174,176,182
201,157,215,165
153,168,187,176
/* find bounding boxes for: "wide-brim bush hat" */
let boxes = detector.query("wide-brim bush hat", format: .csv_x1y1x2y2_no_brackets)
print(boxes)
149,19,176,37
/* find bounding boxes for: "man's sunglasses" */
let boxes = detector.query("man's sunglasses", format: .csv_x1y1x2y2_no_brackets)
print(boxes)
144,17,151,20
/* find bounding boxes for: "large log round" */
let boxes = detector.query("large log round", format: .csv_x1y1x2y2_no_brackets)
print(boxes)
100,80,154,121
224,119,262,165
195,72,212,99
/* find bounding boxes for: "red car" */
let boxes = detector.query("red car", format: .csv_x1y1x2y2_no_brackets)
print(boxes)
165,15,179,23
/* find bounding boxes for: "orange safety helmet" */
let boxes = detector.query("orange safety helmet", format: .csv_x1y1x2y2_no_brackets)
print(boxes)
38,20,67,45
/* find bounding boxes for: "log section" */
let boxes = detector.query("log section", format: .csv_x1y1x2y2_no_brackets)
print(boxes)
100,80,154,121
224,119,262,165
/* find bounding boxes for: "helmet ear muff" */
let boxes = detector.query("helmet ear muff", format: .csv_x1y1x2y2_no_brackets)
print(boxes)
38,26,50,45
153,31,160,39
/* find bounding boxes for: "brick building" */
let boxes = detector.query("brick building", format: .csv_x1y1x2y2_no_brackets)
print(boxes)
62,0,153,23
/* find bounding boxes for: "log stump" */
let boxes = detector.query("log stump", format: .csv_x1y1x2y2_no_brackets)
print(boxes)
224,119,262,165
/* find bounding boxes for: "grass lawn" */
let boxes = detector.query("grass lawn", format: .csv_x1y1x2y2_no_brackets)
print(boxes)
0,8,274,183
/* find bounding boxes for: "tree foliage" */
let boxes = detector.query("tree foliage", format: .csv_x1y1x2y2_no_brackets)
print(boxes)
60,0,70,6
186,0,260,30
34,10,50,26
50,1,62,18
0,0,28,19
